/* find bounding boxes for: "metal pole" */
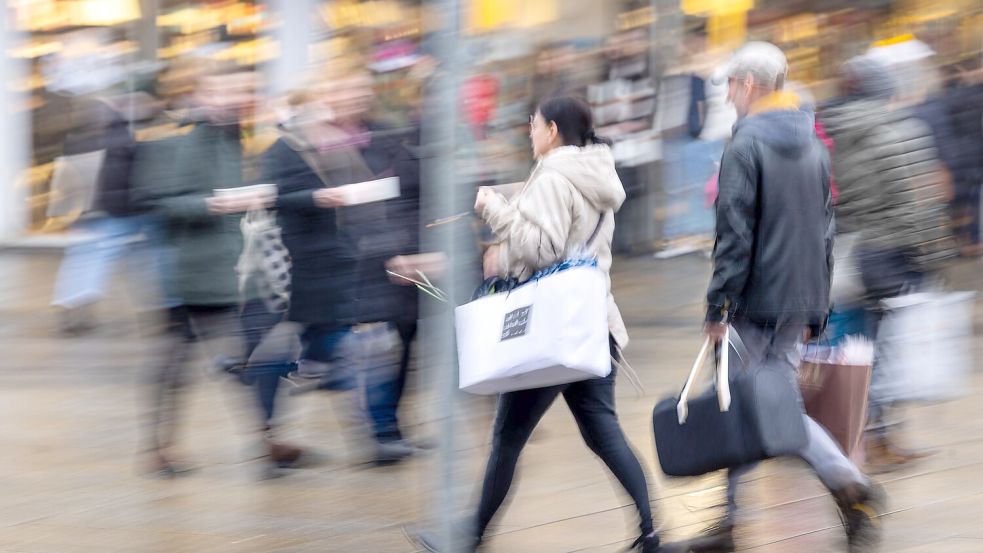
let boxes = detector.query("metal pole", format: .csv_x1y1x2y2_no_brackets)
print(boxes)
138,0,159,62
266,0,314,94
0,3,29,242
421,0,467,551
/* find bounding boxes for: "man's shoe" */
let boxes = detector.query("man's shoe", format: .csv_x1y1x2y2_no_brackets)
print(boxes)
865,432,934,474
834,482,886,553
267,440,326,469
884,436,936,462
864,435,908,473
374,440,417,465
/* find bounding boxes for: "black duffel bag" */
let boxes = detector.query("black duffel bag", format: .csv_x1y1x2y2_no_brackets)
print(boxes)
652,327,808,477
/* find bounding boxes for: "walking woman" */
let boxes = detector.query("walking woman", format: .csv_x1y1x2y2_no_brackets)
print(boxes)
415,96,678,553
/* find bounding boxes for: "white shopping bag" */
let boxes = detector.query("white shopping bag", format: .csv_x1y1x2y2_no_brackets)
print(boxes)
455,265,611,395
46,150,106,218
830,232,864,308
876,291,975,402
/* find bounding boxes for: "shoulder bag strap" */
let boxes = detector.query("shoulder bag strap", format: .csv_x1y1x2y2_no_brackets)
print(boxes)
585,212,606,250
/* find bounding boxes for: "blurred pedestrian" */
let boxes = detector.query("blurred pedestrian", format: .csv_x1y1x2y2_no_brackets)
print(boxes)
49,90,168,333
249,82,363,456
820,56,957,472
265,71,425,465
131,69,274,476
414,96,678,553
694,43,884,553
333,72,428,464
943,66,983,256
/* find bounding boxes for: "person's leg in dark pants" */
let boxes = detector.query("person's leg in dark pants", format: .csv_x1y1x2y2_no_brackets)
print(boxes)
245,320,311,468
563,365,655,537
391,319,418,435
238,299,287,425
364,323,413,447
475,385,563,539
146,306,196,475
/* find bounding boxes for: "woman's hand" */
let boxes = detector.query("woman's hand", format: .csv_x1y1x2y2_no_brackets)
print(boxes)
482,244,503,279
474,187,496,215
206,189,275,214
313,188,346,209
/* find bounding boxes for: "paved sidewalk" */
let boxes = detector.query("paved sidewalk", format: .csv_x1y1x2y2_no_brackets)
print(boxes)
0,251,981,553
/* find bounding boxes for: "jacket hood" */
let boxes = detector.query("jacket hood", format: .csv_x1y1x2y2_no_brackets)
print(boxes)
538,144,626,210
818,98,898,145
839,55,897,101
735,105,816,158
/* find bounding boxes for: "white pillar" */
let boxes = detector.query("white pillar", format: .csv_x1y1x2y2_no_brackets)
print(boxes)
266,0,315,94
0,6,29,242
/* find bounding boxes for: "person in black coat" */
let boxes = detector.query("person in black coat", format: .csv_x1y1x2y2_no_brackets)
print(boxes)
250,81,423,465
246,104,365,454
944,74,983,253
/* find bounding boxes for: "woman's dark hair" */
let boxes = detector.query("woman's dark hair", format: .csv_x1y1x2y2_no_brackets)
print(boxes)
536,95,612,147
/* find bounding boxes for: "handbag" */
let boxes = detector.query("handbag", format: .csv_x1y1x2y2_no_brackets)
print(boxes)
799,338,873,459
652,326,808,477
455,215,610,395
238,209,291,313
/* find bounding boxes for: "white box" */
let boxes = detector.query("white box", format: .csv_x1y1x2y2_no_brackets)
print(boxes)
335,177,400,206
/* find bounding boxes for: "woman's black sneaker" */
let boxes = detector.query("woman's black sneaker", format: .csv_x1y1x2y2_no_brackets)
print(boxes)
684,520,736,553
628,533,690,553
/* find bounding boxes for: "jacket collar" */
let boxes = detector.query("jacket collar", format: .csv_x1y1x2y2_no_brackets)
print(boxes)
748,90,801,116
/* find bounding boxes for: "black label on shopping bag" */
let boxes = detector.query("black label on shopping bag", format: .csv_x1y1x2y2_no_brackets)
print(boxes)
501,306,532,341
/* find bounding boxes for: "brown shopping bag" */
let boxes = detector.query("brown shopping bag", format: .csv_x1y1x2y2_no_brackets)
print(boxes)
798,358,872,461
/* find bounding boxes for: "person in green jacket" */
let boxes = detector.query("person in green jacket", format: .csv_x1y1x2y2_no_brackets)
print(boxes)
133,70,300,477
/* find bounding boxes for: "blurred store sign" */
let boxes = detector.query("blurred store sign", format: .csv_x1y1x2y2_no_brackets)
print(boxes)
617,7,655,31
777,13,818,42
682,0,754,16
157,3,264,36
468,0,558,32
321,0,406,29
11,0,141,30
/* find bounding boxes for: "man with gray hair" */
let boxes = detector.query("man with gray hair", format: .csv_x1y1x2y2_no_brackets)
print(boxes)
693,42,885,553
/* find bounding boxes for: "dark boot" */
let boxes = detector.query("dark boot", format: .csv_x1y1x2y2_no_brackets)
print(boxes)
833,482,886,553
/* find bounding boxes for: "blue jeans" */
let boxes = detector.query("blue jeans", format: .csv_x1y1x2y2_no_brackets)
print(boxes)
51,214,173,309
359,322,414,443
246,320,352,426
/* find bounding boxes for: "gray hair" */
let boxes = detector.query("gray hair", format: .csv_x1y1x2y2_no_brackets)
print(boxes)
714,41,788,90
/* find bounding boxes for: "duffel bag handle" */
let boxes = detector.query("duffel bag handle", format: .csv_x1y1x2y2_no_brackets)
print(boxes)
718,326,732,412
677,329,732,424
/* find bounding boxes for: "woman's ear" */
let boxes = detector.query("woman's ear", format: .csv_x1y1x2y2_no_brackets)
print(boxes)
548,121,559,144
